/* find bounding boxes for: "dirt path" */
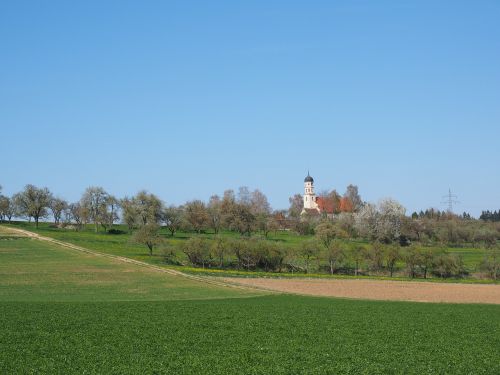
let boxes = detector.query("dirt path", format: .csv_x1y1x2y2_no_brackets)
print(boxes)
2,226,258,293
222,277,500,304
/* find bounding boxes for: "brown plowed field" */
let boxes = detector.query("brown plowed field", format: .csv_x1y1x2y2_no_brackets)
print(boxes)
222,277,500,304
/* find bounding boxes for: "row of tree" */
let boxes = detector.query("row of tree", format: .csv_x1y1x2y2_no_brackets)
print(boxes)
1,184,500,250
165,235,499,280
0,184,279,235
479,210,500,222
1,184,499,279
411,208,473,220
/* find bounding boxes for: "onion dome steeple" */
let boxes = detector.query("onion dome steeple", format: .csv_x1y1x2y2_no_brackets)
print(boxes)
304,171,314,183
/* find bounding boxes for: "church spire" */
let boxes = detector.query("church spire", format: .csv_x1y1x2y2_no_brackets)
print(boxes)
304,171,314,183
302,172,318,211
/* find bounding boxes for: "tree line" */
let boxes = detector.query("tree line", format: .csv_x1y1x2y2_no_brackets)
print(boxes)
173,224,480,279
0,183,499,279
479,210,500,222
0,184,278,235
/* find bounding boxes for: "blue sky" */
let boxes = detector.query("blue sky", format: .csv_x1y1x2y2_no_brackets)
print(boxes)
1,1,499,216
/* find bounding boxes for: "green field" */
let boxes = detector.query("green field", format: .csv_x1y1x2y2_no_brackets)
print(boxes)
2,298,499,374
0,236,261,302
0,225,499,374
4,221,490,278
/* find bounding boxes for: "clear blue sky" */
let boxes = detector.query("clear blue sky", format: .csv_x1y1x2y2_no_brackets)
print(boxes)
1,1,499,216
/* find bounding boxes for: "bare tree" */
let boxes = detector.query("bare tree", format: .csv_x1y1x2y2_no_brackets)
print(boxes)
259,215,280,238
337,212,356,237
350,246,365,276
100,195,120,232
237,186,251,205
120,191,162,231
299,239,321,274
68,202,88,230
233,239,258,270
384,244,401,277
0,196,5,222
80,186,109,232
221,189,236,210
131,224,162,256
212,236,229,268
0,195,14,223
226,203,256,236
480,247,500,280
344,184,363,211
257,241,287,272
419,248,435,279
162,205,184,237
272,210,288,231
182,237,211,268
184,200,209,233
134,190,163,226
288,194,303,218
324,240,344,275
207,195,223,234
402,216,426,242
121,197,138,232
13,185,52,228
367,241,384,273
315,221,347,248
250,189,271,215
50,197,68,225
404,245,420,278
249,189,272,237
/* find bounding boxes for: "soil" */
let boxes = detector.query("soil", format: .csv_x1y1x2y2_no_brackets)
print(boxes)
222,277,500,304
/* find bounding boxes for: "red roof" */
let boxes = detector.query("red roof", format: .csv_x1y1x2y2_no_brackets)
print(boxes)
316,197,335,214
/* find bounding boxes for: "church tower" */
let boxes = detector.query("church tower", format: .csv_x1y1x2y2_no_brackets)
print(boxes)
302,172,318,212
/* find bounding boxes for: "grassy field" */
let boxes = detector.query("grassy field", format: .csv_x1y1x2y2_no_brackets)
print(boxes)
4,221,490,278
0,225,499,373
2,298,499,374
0,232,261,302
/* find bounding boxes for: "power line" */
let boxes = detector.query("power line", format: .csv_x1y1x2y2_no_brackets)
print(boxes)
441,188,460,213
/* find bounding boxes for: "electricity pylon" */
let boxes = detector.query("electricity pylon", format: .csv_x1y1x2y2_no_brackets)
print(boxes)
441,188,459,213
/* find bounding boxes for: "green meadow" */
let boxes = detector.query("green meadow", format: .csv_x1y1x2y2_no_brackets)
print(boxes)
0,225,499,374
0,235,260,302
4,221,490,279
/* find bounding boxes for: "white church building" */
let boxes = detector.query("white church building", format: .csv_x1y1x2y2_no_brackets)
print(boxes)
301,172,318,213
301,172,335,216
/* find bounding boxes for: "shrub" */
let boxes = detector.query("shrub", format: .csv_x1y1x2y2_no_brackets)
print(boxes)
108,229,126,235
432,252,467,278
182,237,211,268
232,239,258,270
480,248,500,280
256,241,288,272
